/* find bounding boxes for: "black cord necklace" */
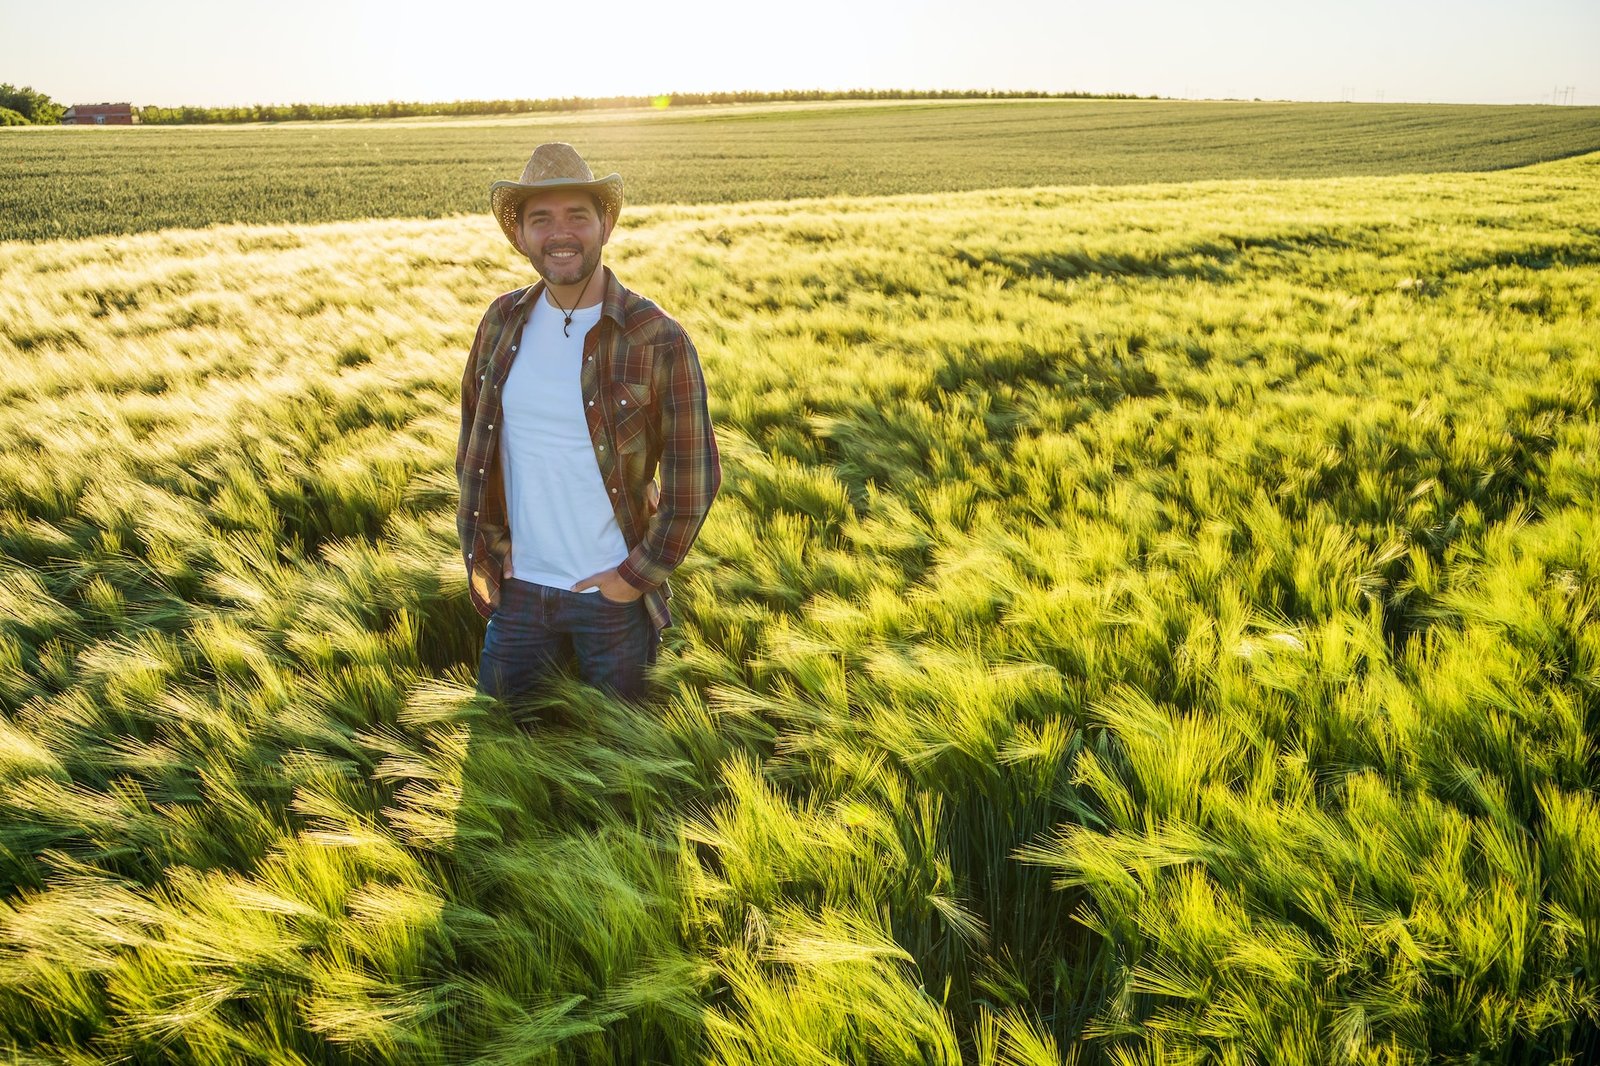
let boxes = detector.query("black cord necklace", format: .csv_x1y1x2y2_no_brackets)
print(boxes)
545,266,598,337
547,287,579,337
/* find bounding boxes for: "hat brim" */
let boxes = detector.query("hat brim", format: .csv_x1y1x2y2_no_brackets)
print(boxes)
490,173,623,252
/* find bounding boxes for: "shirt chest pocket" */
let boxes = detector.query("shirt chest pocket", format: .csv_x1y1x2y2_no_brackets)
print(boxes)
608,377,655,454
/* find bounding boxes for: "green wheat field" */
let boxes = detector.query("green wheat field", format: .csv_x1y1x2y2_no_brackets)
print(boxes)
6,98,1600,241
2,100,1599,1064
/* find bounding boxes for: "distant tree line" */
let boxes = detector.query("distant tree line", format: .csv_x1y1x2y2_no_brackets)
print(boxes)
0,85,1158,128
134,88,1156,125
0,84,64,124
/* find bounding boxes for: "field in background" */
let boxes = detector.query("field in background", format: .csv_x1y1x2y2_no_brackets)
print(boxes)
5,98,1600,241
1,151,1598,1062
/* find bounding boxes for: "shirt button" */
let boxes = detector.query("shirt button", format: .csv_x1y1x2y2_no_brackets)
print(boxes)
468,552,473,559
473,510,479,516
619,399,627,406
511,344,517,352
610,488,617,494
598,445,605,451
480,374,485,381
478,468,484,474
488,424,494,430
588,400,594,407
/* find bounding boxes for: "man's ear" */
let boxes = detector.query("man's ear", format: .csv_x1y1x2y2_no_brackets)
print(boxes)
600,212,616,246
510,201,528,256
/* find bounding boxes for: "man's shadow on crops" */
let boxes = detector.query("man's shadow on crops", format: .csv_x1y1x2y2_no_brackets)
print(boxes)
404,657,709,1060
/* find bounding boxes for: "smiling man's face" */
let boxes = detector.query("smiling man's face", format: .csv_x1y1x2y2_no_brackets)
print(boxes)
515,188,612,289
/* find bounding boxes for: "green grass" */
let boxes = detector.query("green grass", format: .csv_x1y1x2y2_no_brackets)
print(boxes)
2,151,1599,1063
5,98,1600,241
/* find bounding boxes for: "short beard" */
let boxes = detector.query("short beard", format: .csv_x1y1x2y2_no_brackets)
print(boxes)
529,243,601,289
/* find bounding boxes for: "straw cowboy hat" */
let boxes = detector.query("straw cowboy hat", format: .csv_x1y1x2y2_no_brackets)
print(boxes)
489,142,623,252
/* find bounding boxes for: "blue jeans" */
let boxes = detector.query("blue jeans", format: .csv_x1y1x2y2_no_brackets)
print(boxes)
476,578,659,703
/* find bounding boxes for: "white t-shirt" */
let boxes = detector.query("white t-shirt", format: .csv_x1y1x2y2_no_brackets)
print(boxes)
499,295,628,592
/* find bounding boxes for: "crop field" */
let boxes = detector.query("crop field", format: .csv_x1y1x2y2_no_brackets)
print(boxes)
5,97,1600,241
3,117,1600,1063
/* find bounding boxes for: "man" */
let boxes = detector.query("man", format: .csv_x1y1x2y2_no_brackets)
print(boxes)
456,142,721,703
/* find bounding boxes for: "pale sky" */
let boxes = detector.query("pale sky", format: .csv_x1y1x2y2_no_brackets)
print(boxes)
3,0,1596,107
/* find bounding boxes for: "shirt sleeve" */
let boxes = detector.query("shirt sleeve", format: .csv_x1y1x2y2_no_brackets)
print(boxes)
616,329,722,590
455,313,489,547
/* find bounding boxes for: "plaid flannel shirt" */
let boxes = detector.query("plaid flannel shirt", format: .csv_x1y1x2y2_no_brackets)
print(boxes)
456,266,722,636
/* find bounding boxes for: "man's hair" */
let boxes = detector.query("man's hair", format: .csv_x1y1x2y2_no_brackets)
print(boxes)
518,190,609,226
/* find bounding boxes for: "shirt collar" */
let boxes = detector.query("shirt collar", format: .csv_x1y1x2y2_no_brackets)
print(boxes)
513,265,627,327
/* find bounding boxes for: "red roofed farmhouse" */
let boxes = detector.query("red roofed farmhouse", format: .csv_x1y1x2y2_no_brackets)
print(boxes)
62,103,136,125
